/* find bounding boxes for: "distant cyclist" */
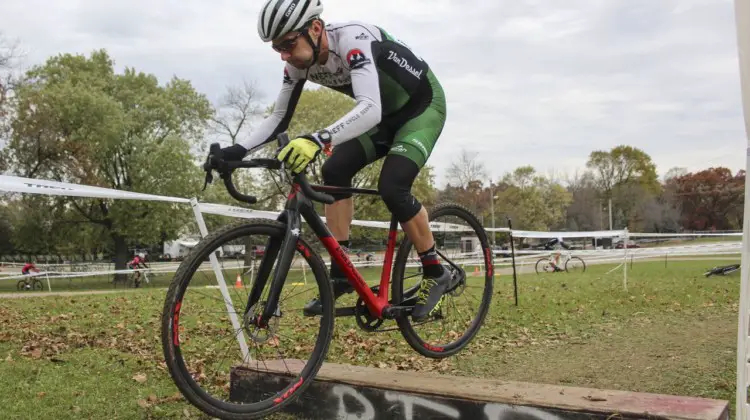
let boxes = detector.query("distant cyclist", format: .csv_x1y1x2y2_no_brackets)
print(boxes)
127,254,149,287
20,262,41,290
544,237,570,272
21,262,40,275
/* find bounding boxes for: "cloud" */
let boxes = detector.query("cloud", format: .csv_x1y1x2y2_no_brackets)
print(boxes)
0,0,746,187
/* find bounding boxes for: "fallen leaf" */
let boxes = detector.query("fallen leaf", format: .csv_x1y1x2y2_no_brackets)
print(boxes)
137,399,150,409
30,348,43,359
132,373,147,383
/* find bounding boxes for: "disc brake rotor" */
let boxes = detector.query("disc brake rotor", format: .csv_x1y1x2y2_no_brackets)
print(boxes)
244,302,280,344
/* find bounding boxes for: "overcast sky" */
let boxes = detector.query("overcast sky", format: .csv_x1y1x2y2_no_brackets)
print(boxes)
1,0,748,187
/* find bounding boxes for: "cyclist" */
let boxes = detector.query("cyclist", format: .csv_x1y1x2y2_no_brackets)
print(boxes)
216,0,449,320
21,262,40,276
544,236,570,272
20,262,40,290
127,254,149,287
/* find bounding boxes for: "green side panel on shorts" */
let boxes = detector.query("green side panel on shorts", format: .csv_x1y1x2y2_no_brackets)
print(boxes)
388,70,447,168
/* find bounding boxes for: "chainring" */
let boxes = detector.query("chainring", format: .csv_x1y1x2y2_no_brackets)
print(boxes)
354,296,384,332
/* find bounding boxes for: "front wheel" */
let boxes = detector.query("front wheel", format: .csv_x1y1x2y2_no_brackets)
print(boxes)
391,203,494,359
565,256,586,273
161,219,334,419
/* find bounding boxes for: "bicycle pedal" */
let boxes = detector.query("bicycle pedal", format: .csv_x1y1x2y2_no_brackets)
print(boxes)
382,305,412,319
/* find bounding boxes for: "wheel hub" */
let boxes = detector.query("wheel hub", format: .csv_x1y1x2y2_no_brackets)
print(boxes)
244,302,280,344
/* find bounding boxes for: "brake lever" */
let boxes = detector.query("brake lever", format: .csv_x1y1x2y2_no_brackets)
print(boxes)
202,170,213,192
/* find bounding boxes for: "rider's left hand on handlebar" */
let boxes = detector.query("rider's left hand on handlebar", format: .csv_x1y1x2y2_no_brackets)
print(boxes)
203,143,247,172
276,130,331,174
220,144,248,162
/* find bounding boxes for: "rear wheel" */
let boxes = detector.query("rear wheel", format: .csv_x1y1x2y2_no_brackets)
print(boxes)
161,220,334,419
32,279,44,291
535,258,553,274
391,203,494,359
565,256,586,273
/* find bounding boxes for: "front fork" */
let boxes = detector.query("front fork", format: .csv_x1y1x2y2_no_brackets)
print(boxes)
245,209,301,327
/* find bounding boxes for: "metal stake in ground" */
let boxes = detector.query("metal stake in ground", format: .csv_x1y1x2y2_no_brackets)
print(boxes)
508,217,518,306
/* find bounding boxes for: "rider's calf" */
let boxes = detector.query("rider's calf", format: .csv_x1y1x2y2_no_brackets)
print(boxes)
378,155,422,223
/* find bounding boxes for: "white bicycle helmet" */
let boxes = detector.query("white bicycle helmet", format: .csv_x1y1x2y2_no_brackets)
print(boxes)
258,0,324,42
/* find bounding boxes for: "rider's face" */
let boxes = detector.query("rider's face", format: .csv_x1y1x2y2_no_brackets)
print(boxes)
272,21,322,69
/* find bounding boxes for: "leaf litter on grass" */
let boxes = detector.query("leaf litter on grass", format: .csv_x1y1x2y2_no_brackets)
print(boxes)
0,259,740,417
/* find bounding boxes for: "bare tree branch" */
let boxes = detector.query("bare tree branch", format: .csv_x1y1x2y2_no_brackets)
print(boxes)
211,80,264,145
446,149,488,189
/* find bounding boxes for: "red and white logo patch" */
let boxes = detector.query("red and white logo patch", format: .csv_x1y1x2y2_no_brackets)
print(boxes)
346,48,371,70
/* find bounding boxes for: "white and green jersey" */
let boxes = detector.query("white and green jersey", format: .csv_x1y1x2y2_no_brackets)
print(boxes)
239,21,436,150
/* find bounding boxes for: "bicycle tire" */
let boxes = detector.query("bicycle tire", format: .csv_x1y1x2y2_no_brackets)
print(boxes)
565,256,586,273
535,258,551,274
32,279,44,291
161,219,334,419
16,280,26,291
391,203,493,359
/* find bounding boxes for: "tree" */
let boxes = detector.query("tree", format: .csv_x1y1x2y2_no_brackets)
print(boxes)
493,166,572,232
667,167,745,231
0,199,13,254
563,170,601,231
446,149,488,189
210,80,264,145
1,49,213,278
0,33,22,172
663,166,687,182
586,145,659,229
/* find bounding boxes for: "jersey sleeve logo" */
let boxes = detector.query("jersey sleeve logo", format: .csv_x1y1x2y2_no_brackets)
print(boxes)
283,68,294,85
346,48,372,70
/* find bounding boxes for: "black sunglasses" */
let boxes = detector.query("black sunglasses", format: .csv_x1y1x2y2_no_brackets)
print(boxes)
272,32,304,53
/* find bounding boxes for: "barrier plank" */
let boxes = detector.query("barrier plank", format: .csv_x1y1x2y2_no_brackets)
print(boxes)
230,360,729,420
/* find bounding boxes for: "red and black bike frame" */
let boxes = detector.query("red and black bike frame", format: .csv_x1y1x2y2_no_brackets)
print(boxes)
205,134,411,328
247,178,401,327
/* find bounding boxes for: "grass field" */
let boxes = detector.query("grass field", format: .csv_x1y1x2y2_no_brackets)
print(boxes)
0,258,740,419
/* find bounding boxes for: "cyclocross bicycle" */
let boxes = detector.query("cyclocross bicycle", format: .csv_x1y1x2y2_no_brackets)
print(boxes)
535,250,586,274
16,276,43,291
160,133,494,419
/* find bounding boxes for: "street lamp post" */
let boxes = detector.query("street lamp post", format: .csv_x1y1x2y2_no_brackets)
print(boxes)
489,184,498,246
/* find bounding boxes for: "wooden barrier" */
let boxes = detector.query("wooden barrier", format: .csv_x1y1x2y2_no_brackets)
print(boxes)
230,360,729,420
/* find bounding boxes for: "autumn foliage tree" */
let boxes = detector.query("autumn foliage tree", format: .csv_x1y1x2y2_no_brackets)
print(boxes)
666,167,745,230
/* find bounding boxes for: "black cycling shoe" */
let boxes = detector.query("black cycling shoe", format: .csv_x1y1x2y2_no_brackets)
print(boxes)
411,267,451,321
303,277,353,316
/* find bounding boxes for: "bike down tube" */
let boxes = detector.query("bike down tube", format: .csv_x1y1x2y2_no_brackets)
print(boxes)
300,202,388,318
189,198,251,362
